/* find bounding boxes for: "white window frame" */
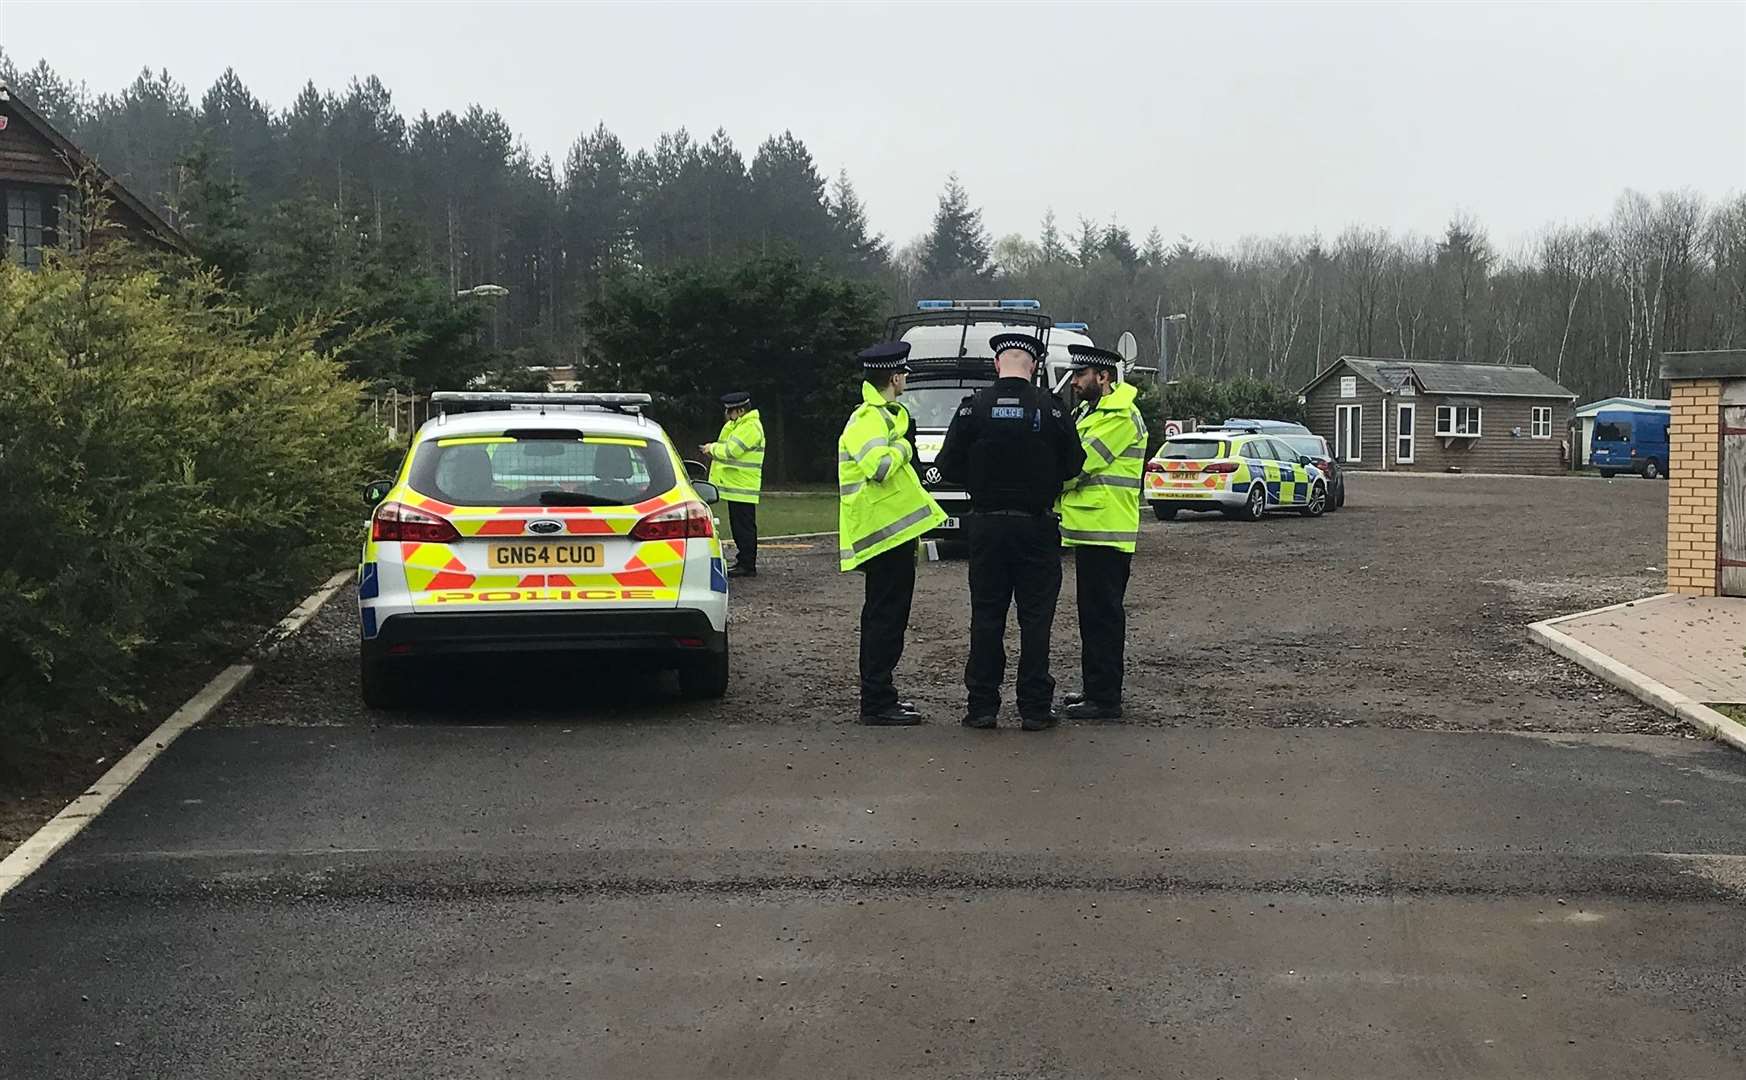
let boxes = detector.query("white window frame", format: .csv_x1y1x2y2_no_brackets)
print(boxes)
1530,406,1552,439
1336,404,1362,463
1396,403,1416,463
1435,404,1482,438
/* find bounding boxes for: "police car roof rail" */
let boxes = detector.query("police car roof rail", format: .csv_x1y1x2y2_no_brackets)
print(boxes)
884,308,1055,364
429,391,652,416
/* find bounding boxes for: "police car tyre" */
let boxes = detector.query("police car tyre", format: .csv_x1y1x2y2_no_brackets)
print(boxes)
1152,504,1177,521
1239,484,1267,522
1299,482,1328,518
1333,483,1346,510
359,650,407,710
678,636,730,699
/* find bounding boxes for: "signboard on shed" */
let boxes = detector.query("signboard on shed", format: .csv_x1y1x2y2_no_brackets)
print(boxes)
1340,376,1357,398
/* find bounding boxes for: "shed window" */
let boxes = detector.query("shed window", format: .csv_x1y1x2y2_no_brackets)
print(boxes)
1435,405,1482,438
5,188,47,269
1531,407,1552,439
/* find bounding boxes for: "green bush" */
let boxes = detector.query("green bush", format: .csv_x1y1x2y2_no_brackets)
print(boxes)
0,258,377,751
1156,375,1306,429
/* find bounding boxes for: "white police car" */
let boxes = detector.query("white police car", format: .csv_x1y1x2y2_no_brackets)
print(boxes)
357,392,730,707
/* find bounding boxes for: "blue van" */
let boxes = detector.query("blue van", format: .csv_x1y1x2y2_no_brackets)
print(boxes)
1591,409,1671,479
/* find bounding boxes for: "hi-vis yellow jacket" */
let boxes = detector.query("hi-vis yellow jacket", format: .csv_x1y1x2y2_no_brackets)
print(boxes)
837,382,946,571
705,409,765,504
1057,382,1148,552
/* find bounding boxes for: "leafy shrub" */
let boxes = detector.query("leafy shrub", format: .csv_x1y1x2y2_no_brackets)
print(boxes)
1156,374,1306,429
0,258,377,752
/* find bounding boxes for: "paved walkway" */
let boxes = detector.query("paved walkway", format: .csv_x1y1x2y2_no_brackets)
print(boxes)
1547,594,1746,704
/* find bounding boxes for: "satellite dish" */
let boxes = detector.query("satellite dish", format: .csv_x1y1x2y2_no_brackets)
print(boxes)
1116,331,1139,362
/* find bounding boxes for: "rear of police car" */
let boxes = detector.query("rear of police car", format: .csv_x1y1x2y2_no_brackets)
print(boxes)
357,393,729,707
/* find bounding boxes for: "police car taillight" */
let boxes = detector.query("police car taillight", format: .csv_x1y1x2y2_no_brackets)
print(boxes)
371,500,461,543
1203,462,1241,474
1144,460,1167,473
629,501,714,541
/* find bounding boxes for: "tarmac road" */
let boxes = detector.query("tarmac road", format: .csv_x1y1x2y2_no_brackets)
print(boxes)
5,473,1742,1079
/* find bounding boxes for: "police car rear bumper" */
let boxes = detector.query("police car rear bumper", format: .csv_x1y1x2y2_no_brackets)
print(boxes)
1147,488,1249,510
366,609,727,658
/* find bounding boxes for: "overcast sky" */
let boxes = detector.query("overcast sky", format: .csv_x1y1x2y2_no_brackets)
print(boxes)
4,1,1742,254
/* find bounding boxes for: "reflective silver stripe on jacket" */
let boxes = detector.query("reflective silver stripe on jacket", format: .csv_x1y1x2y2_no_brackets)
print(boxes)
854,435,887,465
1076,474,1142,490
871,456,894,482
1059,526,1138,543
716,485,761,498
849,503,937,554
1121,445,1148,459
1086,435,1116,464
839,479,865,497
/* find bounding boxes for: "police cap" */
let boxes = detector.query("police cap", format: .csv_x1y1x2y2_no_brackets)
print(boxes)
720,390,752,408
989,332,1046,362
858,341,911,371
1066,344,1124,372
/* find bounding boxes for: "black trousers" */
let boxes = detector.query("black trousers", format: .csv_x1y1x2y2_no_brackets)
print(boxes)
1074,545,1132,706
964,514,1062,718
859,540,916,713
727,500,758,569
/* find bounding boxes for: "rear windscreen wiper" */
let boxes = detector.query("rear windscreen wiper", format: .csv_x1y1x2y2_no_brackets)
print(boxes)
538,490,624,506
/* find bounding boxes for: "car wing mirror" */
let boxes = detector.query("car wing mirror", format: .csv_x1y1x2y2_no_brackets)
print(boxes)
364,478,395,505
692,480,721,505
1298,455,1315,467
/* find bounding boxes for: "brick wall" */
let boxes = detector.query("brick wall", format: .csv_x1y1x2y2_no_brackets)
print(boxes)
1668,379,1721,596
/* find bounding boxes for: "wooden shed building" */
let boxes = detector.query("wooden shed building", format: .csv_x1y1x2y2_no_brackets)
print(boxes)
1,81,186,266
1300,357,1577,475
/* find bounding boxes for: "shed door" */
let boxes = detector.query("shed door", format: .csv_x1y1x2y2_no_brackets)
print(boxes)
1724,405,1746,597
1336,404,1362,464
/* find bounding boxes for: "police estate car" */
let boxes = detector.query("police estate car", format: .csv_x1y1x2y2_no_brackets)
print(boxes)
357,392,730,708
1145,430,1329,521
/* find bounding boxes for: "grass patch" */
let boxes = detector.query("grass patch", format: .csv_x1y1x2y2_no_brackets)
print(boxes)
1708,703,1746,724
719,493,838,540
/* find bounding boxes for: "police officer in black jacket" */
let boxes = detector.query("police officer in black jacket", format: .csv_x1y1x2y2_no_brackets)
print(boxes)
936,332,1086,731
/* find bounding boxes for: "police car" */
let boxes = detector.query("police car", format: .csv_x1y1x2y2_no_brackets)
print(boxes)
890,300,1100,538
357,392,730,708
1145,429,1329,521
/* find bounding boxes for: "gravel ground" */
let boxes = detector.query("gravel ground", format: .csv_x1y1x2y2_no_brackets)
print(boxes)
217,472,1678,735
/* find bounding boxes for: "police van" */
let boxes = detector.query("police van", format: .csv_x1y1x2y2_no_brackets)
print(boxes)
886,300,1121,538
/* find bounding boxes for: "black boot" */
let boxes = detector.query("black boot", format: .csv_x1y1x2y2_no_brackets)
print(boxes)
1064,700,1122,721
861,705,922,726
1020,710,1060,731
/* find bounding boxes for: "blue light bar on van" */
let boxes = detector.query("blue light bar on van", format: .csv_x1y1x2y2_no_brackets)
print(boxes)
1054,322,1088,332
916,300,955,310
999,299,1041,310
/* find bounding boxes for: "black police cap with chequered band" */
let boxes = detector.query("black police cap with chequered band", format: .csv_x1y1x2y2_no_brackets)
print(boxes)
989,332,1045,361
857,341,912,370
1066,344,1123,372
720,390,752,407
